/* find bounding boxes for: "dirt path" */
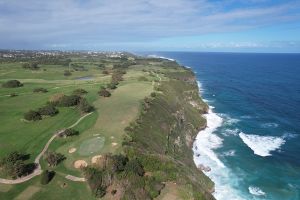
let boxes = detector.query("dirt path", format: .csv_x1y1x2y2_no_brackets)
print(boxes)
0,112,93,184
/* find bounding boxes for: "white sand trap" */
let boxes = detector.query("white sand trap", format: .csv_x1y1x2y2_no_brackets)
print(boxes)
91,155,103,164
112,142,118,147
68,148,76,153
110,136,115,139
74,160,88,169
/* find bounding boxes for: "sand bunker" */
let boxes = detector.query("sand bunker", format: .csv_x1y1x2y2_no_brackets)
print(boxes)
91,155,103,164
68,148,76,153
112,142,118,147
74,160,88,169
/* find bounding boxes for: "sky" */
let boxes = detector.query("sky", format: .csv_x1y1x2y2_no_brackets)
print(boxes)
0,0,300,53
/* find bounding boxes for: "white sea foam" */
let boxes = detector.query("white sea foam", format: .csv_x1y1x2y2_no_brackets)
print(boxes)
261,122,279,128
219,114,240,126
249,186,266,196
147,54,175,61
193,108,245,200
239,132,285,157
221,128,239,137
223,150,236,157
197,81,205,93
282,132,298,139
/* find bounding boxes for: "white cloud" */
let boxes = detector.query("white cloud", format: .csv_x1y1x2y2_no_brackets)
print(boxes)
0,0,299,49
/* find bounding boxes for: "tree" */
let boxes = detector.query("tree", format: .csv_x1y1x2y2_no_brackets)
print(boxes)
58,95,81,107
98,88,111,97
124,159,144,177
111,155,128,173
44,151,65,167
0,152,35,179
2,80,23,88
58,128,79,137
107,82,117,90
64,70,72,76
22,62,39,70
24,110,42,121
78,98,94,113
40,170,55,185
72,88,88,96
33,88,48,93
38,105,59,116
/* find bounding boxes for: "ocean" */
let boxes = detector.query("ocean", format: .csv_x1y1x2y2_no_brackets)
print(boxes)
141,52,300,200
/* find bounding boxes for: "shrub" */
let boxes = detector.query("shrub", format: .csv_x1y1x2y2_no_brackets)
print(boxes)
33,88,48,93
150,92,156,98
38,105,58,116
58,95,81,107
124,159,144,177
22,62,39,70
24,110,42,121
98,88,111,97
9,93,18,97
0,152,35,179
78,98,94,113
107,82,117,90
64,70,72,76
111,154,128,173
2,80,23,88
40,170,55,185
58,128,79,137
102,70,109,75
72,88,88,96
44,151,65,167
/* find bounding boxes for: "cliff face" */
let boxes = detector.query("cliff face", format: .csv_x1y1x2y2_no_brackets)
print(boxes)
124,60,215,200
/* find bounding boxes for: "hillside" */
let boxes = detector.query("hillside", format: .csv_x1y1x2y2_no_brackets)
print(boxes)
0,51,214,200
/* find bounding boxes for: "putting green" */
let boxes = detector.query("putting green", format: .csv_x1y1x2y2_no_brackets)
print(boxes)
78,136,105,156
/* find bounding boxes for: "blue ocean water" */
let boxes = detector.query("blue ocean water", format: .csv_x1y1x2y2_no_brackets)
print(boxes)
142,52,300,200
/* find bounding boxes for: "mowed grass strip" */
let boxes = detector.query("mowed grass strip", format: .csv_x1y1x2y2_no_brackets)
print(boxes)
55,81,153,173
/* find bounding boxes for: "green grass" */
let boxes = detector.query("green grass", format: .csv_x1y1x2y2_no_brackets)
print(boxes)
0,57,214,200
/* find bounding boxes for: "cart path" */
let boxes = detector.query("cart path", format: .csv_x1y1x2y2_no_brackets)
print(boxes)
0,112,93,184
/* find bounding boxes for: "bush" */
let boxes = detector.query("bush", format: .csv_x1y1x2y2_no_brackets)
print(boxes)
58,95,81,107
78,98,94,113
2,80,23,88
107,82,117,90
72,88,88,96
111,155,128,173
102,70,109,75
58,128,79,137
9,93,18,97
24,110,42,121
38,105,58,116
44,151,65,167
124,159,144,177
40,170,55,185
98,88,111,97
33,88,48,93
0,152,35,179
64,70,72,76
22,62,39,70
150,92,156,97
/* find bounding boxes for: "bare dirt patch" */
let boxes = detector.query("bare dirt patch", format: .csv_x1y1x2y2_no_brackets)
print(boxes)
111,142,118,147
91,155,103,164
68,148,76,153
74,160,88,169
